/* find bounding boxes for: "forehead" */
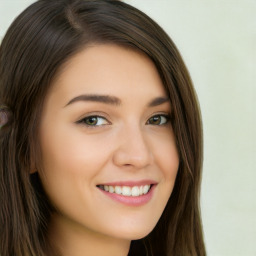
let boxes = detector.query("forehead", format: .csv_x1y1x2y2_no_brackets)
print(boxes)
48,44,167,104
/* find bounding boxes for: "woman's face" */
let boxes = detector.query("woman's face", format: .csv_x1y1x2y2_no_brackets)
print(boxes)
39,44,179,242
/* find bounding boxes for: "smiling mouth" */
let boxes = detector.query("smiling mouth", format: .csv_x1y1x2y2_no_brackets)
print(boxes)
97,184,153,197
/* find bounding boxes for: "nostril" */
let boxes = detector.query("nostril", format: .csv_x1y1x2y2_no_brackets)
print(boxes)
112,131,153,168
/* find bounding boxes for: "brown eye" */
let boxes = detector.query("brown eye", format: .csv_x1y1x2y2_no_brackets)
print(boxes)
147,115,170,125
85,116,98,125
77,116,109,127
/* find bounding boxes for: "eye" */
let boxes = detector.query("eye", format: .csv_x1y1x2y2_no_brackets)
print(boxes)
77,115,110,127
147,114,170,126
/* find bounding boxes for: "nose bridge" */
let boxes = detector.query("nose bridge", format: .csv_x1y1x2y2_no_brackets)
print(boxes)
113,122,153,168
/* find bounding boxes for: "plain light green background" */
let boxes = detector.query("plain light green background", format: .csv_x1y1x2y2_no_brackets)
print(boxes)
0,1,255,255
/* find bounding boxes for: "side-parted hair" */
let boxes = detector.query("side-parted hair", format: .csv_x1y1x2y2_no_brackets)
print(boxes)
0,0,206,255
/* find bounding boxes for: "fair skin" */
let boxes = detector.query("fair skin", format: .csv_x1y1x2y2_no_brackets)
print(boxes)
39,44,179,256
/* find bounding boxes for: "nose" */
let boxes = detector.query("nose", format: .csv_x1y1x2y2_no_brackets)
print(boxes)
112,124,153,169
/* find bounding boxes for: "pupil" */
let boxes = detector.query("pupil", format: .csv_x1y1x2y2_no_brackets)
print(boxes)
152,116,160,124
87,117,97,125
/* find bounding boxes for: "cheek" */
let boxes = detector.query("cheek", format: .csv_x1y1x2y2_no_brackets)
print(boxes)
151,130,179,179
150,131,179,199
40,124,110,177
38,125,114,223
38,124,120,212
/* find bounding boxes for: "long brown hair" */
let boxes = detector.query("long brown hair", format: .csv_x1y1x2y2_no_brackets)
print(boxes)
0,0,206,255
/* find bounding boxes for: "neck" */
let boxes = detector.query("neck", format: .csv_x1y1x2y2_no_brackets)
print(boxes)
48,213,131,256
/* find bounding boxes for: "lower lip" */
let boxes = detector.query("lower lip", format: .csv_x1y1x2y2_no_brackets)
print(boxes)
98,185,156,206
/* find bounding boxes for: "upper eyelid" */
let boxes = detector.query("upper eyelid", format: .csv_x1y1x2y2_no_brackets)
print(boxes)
147,114,171,123
76,111,111,121
76,115,110,124
147,112,171,119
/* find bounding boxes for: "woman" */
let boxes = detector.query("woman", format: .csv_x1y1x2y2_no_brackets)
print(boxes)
0,0,206,255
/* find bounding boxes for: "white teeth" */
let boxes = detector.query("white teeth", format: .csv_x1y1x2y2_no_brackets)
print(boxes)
122,186,131,196
115,186,122,195
143,185,150,194
131,186,140,196
100,185,151,196
109,186,114,193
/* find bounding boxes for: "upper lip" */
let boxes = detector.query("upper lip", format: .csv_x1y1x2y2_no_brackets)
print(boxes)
97,179,157,187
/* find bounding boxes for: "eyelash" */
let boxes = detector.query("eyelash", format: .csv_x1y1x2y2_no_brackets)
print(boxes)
76,115,110,127
76,114,171,128
146,114,171,126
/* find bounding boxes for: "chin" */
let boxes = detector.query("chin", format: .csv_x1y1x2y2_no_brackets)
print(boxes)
108,222,156,241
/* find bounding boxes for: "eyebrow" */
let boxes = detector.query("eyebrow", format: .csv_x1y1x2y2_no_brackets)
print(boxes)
65,94,121,107
64,94,169,107
148,96,169,107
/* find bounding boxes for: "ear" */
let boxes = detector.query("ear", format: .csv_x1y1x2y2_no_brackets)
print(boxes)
29,160,38,174
29,148,40,174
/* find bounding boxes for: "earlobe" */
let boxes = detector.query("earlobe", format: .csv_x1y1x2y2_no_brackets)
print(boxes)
30,161,38,174
30,169,38,174
0,105,13,128
0,105,13,137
